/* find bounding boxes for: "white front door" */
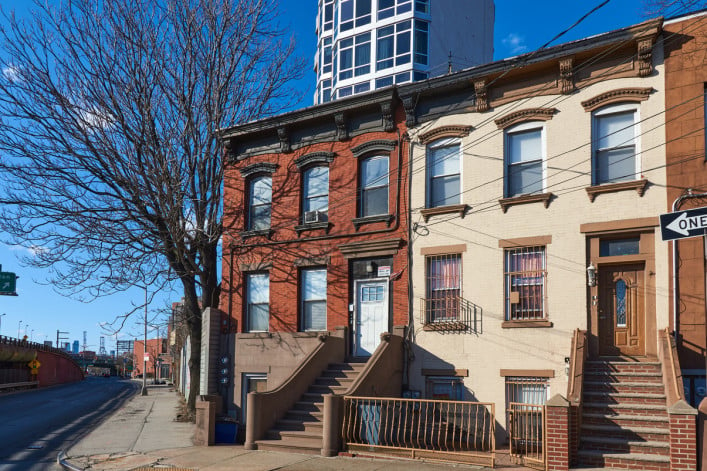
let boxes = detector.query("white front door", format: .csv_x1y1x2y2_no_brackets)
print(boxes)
354,279,389,357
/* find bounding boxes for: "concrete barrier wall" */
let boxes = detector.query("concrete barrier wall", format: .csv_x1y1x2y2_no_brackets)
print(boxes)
36,350,84,387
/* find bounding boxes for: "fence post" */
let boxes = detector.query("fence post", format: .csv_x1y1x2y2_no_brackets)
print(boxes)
669,399,698,471
322,394,343,457
545,394,569,471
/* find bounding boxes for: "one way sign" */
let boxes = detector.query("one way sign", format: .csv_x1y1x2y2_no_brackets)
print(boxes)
660,206,707,241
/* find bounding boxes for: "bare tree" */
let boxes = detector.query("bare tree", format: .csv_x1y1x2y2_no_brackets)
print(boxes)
0,0,304,412
643,0,707,16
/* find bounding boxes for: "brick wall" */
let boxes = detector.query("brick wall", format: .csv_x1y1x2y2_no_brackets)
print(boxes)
546,395,570,471
669,401,698,471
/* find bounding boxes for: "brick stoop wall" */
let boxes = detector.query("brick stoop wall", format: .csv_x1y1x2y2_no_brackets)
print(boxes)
546,394,570,471
668,400,698,471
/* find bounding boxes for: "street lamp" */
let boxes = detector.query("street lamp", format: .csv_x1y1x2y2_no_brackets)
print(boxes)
0,313,5,337
18,320,22,339
141,285,148,396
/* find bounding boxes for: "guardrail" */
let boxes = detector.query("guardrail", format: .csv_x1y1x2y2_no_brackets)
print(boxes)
342,396,495,467
0,335,77,361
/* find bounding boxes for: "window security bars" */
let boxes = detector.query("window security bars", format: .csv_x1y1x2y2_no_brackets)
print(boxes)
504,246,546,321
342,396,495,467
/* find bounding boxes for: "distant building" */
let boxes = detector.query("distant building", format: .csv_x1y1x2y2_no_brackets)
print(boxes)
133,338,170,379
314,0,495,103
43,340,53,347
72,340,79,354
62,342,70,351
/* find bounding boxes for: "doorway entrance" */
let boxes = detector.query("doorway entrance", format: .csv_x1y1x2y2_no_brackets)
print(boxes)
353,278,389,357
598,264,645,356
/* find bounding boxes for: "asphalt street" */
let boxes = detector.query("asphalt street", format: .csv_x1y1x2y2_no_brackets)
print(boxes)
0,376,138,471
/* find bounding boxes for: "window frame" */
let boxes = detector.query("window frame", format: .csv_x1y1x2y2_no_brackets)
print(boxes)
302,165,330,223
375,20,411,72
426,137,462,209
247,174,272,231
425,253,462,323
300,268,328,332
338,32,372,81
426,375,464,400
241,372,267,422
504,121,546,198
245,272,270,333
591,103,640,186
359,154,390,217
504,246,547,322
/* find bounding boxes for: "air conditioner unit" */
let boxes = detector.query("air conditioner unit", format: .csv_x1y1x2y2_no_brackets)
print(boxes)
304,210,321,223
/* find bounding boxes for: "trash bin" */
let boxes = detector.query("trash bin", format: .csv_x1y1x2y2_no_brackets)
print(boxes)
215,420,239,444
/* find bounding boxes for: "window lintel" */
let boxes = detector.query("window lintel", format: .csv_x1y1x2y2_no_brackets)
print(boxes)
351,139,397,159
581,87,654,112
419,125,472,145
495,108,558,130
240,162,279,179
295,151,335,169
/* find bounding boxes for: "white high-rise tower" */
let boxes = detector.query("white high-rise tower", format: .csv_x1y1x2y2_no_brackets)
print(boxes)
314,0,495,104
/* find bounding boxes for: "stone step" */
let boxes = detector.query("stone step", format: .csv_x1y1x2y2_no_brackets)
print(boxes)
292,401,324,412
581,423,669,442
275,418,323,432
585,360,662,374
308,384,348,394
583,401,667,418
266,428,323,441
580,436,669,456
583,381,664,395
314,376,355,387
577,449,669,471
582,412,669,429
584,371,664,384
255,437,322,455
583,391,667,406
284,409,323,422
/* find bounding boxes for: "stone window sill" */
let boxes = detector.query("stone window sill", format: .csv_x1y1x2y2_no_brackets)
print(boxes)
352,214,394,230
238,332,272,339
502,320,553,329
239,229,273,240
294,221,331,235
499,192,554,213
419,204,470,222
585,179,648,202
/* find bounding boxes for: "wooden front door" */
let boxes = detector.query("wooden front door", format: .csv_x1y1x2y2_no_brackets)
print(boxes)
598,264,645,356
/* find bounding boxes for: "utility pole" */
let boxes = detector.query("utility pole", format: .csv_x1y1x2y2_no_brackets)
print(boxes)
0,313,5,337
57,330,69,349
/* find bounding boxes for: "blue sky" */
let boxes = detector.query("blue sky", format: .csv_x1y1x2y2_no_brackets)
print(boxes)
0,0,654,352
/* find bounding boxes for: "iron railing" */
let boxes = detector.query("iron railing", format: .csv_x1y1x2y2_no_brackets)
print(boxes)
419,296,482,333
508,402,545,470
342,396,495,466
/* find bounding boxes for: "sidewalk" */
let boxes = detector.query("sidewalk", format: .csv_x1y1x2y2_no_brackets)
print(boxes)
59,381,518,471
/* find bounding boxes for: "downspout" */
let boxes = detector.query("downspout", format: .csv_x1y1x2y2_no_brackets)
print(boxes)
671,189,707,344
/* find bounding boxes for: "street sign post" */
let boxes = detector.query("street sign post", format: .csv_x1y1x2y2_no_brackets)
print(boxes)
0,271,17,296
660,206,707,241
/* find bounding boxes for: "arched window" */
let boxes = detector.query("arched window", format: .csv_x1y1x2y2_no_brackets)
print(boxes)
592,103,640,185
505,121,545,197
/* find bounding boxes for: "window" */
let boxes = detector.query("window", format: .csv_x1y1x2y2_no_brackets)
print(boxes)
426,376,463,400
599,237,639,256
321,37,332,75
505,123,544,197
425,254,461,322
241,373,267,422
376,21,411,71
321,79,332,103
340,0,371,31
301,268,327,331
592,104,638,185
359,155,389,216
339,32,371,81
426,139,461,208
247,175,272,231
302,166,329,223
415,0,429,13
413,20,429,65
246,273,269,332
321,0,334,32
505,376,548,434
504,246,546,321
378,0,412,20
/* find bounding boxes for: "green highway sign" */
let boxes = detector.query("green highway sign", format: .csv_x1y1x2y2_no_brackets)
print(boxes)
0,271,17,296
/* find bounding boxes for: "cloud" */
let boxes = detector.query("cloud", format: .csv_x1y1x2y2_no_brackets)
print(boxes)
502,33,528,55
9,244,48,257
2,65,21,83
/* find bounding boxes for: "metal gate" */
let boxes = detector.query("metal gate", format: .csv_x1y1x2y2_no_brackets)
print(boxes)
508,402,545,470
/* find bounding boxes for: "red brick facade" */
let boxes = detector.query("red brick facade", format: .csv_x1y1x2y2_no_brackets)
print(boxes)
546,396,570,471
663,15,707,371
669,405,698,471
221,104,410,338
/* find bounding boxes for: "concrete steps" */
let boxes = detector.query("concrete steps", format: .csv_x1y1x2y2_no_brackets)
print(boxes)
255,360,365,454
576,358,670,471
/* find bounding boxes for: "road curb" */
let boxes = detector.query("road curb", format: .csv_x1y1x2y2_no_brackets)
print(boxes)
57,450,84,471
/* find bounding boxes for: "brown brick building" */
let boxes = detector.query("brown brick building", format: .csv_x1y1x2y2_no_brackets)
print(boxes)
663,12,707,402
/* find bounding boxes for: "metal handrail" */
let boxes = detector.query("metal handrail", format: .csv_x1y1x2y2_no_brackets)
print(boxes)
664,327,685,403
